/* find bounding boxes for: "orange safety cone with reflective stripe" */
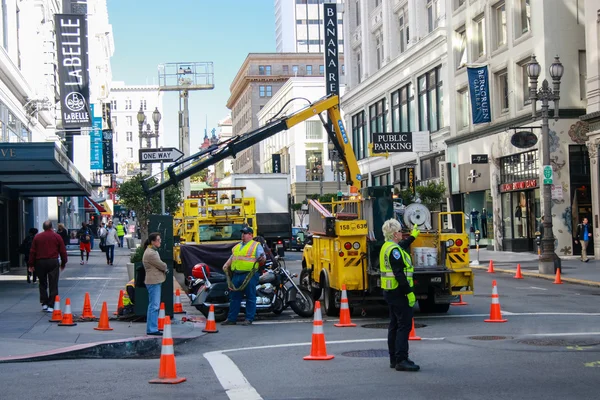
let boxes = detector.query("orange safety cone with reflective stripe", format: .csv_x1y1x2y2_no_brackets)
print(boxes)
49,295,63,322
149,316,187,384
408,318,421,340
114,290,124,315
81,292,96,319
58,298,77,326
514,264,524,279
451,295,468,306
334,285,356,327
173,289,185,314
487,260,495,273
158,302,166,331
484,280,507,323
304,301,334,360
94,301,113,331
202,304,219,333
553,268,563,284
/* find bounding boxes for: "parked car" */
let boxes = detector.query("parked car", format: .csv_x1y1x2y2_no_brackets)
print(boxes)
285,227,306,251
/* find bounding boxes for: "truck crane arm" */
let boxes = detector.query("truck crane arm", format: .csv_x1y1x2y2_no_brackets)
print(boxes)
142,95,362,196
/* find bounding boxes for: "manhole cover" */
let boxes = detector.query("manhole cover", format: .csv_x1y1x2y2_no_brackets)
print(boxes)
341,349,389,358
518,338,600,347
362,323,426,329
469,335,511,341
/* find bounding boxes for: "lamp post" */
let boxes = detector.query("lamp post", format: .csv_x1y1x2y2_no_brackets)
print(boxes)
151,107,165,214
137,106,165,214
526,54,564,274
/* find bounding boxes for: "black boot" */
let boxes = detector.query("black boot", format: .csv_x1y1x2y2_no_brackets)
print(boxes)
395,359,420,372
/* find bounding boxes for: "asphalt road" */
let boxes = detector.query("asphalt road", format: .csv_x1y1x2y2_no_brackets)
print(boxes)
2,267,599,399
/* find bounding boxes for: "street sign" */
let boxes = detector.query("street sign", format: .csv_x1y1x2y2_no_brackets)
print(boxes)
543,165,553,185
139,148,184,164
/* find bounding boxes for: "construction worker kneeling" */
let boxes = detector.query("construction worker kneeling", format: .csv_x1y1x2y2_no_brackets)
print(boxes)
380,219,420,372
119,279,136,316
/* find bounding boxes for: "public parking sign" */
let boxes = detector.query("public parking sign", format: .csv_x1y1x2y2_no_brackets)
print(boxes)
139,148,184,164
543,165,553,185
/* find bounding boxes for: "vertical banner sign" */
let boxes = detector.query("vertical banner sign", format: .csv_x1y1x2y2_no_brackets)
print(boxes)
272,154,281,173
324,3,340,160
467,66,491,124
102,129,115,174
55,14,92,129
90,104,103,170
408,167,415,195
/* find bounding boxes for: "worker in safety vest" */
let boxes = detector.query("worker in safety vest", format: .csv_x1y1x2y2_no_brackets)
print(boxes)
380,218,420,372
221,226,265,326
116,222,126,248
122,279,135,307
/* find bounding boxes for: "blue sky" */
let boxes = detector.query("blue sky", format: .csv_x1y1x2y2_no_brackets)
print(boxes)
106,0,275,150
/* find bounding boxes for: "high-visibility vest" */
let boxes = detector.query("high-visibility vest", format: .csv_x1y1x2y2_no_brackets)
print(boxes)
122,279,135,306
379,241,414,291
116,224,125,236
231,241,260,272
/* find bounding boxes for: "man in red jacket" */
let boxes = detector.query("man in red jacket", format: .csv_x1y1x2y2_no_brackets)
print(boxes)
28,220,68,312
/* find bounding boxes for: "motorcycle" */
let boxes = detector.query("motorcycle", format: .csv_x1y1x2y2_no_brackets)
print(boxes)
188,256,314,322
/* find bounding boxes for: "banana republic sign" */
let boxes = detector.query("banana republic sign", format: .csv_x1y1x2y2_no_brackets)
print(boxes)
323,3,339,97
55,14,91,130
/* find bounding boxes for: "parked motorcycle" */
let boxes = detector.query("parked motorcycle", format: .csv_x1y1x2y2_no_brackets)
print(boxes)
188,256,314,322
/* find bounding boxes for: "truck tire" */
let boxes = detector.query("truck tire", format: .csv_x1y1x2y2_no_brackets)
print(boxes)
418,298,450,314
301,266,322,301
323,281,340,317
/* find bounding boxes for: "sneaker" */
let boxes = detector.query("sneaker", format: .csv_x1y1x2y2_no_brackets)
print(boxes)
42,305,48,311
46,307,54,313
395,359,420,372
221,320,237,326
240,320,253,326
147,331,163,336
80,260,84,265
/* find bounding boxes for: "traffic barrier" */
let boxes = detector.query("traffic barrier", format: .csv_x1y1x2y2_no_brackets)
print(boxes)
173,289,185,314
94,302,113,331
484,280,507,323
304,301,334,360
158,302,166,331
487,260,495,273
451,295,468,306
149,316,187,384
114,290,124,315
58,298,77,326
409,318,421,340
514,264,524,279
334,285,356,327
202,304,219,333
553,268,563,284
49,295,63,322
81,292,96,319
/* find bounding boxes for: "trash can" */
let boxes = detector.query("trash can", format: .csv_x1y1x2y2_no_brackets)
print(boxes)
133,262,174,318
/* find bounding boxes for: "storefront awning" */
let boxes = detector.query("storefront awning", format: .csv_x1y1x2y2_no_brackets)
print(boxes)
84,197,107,213
99,199,113,216
0,142,92,197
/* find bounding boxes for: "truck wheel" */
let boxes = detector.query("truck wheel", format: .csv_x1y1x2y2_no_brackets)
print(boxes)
323,282,339,317
299,268,311,290
418,298,450,314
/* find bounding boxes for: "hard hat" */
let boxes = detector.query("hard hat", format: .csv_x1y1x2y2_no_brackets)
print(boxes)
192,263,211,279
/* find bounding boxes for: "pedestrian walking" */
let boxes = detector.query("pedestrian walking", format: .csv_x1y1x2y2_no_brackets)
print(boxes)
116,221,125,248
575,217,593,262
380,218,420,372
221,226,265,326
28,220,67,312
19,228,38,283
143,232,167,336
78,222,93,265
57,223,69,247
104,221,119,265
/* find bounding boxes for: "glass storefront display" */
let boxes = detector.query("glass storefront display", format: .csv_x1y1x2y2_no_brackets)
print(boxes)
500,188,541,251
463,190,493,246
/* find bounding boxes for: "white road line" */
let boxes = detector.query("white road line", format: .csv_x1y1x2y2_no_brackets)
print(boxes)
418,312,600,319
514,286,547,291
204,351,263,400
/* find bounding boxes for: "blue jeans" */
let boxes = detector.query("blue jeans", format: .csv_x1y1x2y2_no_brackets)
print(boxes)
105,245,115,264
118,236,124,247
227,272,259,322
146,283,162,333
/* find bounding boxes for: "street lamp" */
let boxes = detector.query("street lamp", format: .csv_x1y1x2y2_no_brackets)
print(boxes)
527,54,563,274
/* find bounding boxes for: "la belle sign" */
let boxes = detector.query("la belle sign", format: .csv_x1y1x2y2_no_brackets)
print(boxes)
500,179,538,193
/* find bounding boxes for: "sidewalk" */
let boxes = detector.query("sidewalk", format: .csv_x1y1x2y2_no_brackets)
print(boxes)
0,242,206,362
470,248,600,287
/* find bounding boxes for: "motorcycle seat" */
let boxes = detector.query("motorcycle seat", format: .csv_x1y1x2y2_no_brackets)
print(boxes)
209,272,227,283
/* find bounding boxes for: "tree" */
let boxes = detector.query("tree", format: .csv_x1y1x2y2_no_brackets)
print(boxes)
291,202,308,227
415,181,446,211
117,174,183,241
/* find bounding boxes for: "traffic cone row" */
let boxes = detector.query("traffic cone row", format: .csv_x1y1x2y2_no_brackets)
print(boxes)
149,316,186,384
173,289,185,314
304,301,334,360
334,285,356,327
158,302,166,331
49,295,63,322
484,280,507,323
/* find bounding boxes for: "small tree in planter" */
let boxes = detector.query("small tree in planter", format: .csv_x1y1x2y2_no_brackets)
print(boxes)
415,181,447,211
117,173,183,242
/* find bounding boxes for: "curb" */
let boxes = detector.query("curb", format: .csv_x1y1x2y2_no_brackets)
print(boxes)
0,334,204,364
470,265,600,288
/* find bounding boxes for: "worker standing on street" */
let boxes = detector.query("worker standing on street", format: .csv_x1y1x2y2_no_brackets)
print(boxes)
380,218,420,372
116,221,126,248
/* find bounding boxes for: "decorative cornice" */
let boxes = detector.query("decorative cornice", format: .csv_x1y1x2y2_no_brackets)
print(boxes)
580,110,600,122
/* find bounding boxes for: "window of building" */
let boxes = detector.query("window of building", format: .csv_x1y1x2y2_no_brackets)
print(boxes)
127,147,133,158
1,0,7,50
114,131,118,143
375,0,381,7
355,0,361,26
292,65,299,75
126,116,132,126
306,121,323,140
392,83,414,133
421,154,444,180
259,85,272,97
494,2,507,49
259,86,265,97
369,99,386,138
372,172,390,186
579,50,587,101
417,67,443,132
474,14,486,59
283,65,289,74
518,57,532,107
342,64,345,75
258,65,272,75
427,0,439,33
319,65,324,75
306,65,313,75
126,131,133,142
125,100,132,110
306,148,323,182
375,30,384,69
500,150,539,184
352,111,367,160
398,8,408,53
112,116,117,127
266,85,272,97
457,88,470,129
454,0,465,11
356,51,362,84
456,25,467,69
495,69,509,114
140,100,147,111
517,0,530,36
111,100,117,110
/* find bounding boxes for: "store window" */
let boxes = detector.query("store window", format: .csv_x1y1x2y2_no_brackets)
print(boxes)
499,150,539,183
391,83,413,133
501,189,540,241
306,148,323,182
352,111,367,160
369,98,386,135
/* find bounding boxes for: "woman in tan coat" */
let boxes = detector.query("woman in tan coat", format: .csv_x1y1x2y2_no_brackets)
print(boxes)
143,232,167,335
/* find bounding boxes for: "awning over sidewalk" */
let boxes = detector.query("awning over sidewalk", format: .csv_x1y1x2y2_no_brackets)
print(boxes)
84,197,107,213
0,142,91,197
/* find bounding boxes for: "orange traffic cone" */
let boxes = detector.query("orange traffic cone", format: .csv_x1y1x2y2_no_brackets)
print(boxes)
553,268,563,284
484,280,507,323
158,302,166,331
409,318,421,340
487,260,495,273
451,295,468,306
114,290,124,315
173,289,185,314
81,292,96,319
202,304,219,333
149,316,187,384
94,302,114,331
304,301,334,361
58,298,77,326
334,285,356,327
49,295,63,322
514,264,524,279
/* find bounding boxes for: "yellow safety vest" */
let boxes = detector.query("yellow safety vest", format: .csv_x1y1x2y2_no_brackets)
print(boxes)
122,279,135,306
116,225,125,236
379,241,414,291
231,241,259,272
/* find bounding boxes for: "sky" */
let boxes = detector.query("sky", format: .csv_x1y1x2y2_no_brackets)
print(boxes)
106,0,276,151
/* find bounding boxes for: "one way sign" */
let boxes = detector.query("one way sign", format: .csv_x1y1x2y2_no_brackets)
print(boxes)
139,147,184,164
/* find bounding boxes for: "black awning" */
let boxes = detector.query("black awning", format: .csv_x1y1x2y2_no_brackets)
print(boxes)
0,142,92,197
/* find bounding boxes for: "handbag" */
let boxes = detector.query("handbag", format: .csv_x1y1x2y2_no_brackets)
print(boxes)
99,238,106,252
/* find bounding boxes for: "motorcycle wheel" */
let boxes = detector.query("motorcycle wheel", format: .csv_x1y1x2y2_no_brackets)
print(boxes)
198,304,228,322
290,288,314,318
272,297,284,315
